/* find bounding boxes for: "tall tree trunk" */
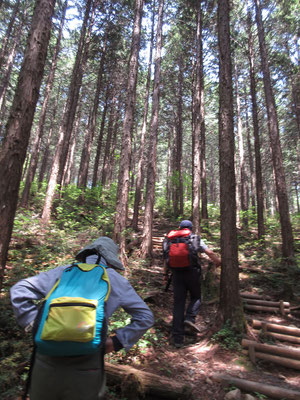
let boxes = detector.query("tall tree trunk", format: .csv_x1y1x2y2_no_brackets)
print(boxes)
198,5,208,224
92,90,109,188
0,0,21,73
0,0,56,290
234,61,248,229
166,129,172,208
217,0,242,329
192,2,202,233
171,124,178,215
140,0,164,257
101,93,117,187
132,1,155,231
59,3,95,186
77,28,108,188
113,0,144,260
63,103,83,187
175,58,184,217
244,97,256,209
247,9,265,239
38,88,61,186
41,0,93,224
0,7,27,131
254,0,294,260
173,55,183,218
107,104,122,188
20,0,67,207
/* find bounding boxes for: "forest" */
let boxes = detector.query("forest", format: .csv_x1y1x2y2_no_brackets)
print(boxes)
0,0,299,399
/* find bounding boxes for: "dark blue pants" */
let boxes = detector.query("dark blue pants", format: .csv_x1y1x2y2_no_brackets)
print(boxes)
172,267,201,344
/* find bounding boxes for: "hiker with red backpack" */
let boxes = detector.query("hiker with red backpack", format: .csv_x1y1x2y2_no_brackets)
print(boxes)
163,220,221,348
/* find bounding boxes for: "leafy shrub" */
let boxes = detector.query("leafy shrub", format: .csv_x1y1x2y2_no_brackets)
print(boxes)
211,321,242,350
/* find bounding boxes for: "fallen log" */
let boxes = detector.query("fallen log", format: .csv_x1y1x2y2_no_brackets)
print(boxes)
243,304,285,313
105,362,192,400
253,328,300,344
212,373,300,400
242,298,290,308
242,339,300,360
251,320,300,337
240,292,271,300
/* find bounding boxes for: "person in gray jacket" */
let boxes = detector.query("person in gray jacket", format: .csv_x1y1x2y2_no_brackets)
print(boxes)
10,236,154,400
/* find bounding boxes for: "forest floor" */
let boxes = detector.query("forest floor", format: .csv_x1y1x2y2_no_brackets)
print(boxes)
104,217,300,400
1,214,300,400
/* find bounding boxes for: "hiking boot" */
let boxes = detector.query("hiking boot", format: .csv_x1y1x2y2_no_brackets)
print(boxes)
170,337,184,349
184,320,201,333
173,342,184,349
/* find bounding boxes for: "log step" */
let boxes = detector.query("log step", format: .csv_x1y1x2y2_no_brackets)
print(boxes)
240,292,271,300
243,299,290,308
244,304,289,314
242,339,300,360
251,319,300,337
242,339,300,370
212,373,300,400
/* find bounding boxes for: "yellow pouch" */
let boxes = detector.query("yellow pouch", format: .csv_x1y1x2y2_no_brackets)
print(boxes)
41,297,98,342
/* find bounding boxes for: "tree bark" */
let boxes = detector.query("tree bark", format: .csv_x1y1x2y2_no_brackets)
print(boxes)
92,90,109,188
247,9,265,240
0,0,56,289
254,0,294,260
101,93,117,187
234,60,248,229
198,5,208,223
217,0,242,328
77,27,108,189
38,87,61,186
41,0,93,224
244,98,256,209
107,104,121,189
173,58,184,217
20,0,67,207
132,2,155,231
0,6,27,132
63,103,82,186
192,2,202,233
0,0,21,73
166,128,172,208
113,0,144,260
140,0,164,257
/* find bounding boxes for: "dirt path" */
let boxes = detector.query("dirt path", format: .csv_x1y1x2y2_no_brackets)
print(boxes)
127,220,300,400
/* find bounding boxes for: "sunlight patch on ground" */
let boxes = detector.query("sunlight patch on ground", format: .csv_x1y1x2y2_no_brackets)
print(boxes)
187,342,216,355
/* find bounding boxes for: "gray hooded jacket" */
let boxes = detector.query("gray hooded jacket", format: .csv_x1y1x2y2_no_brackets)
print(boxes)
10,237,154,352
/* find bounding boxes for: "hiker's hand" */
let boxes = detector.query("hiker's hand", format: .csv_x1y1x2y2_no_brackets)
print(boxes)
24,320,34,334
105,337,114,354
163,274,168,284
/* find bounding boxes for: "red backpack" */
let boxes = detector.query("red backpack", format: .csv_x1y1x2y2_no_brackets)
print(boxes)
163,229,200,269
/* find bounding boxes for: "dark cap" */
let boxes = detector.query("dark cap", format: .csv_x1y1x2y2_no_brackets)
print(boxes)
179,220,193,230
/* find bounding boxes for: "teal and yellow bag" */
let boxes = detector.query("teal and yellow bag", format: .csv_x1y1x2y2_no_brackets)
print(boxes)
34,263,110,356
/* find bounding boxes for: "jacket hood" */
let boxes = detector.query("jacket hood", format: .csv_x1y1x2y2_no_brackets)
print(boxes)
75,236,124,270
